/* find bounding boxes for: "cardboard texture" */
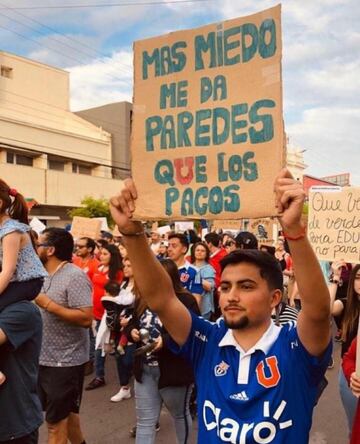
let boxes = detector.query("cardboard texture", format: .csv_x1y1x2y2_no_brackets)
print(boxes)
113,225,121,237
308,187,360,263
212,220,242,231
131,5,284,220
95,217,110,232
248,217,276,245
71,216,102,240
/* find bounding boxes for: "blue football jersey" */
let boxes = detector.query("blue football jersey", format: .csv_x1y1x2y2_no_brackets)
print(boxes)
169,311,331,444
178,262,202,294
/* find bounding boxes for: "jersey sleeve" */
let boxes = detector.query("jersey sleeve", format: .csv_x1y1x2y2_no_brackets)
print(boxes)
167,310,216,370
285,322,332,387
0,302,41,350
67,269,93,308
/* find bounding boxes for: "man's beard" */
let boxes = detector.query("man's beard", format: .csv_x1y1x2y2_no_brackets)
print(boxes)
224,315,249,330
39,253,48,265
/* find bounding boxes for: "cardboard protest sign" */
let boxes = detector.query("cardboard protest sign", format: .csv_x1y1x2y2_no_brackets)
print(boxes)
212,220,241,231
30,217,46,235
95,217,109,232
174,221,194,232
131,5,284,220
113,225,121,237
308,187,360,263
71,216,101,240
248,217,276,245
157,225,172,236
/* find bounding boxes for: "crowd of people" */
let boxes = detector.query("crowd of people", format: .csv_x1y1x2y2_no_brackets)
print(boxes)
0,170,359,444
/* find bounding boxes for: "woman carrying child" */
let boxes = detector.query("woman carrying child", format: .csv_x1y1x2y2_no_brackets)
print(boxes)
0,179,47,385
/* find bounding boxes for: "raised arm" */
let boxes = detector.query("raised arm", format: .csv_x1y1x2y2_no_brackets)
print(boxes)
274,169,331,357
109,180,191,346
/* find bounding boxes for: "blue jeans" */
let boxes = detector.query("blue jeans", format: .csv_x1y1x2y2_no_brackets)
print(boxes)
339,367,357,433
115,343,135,386
135,364,193,444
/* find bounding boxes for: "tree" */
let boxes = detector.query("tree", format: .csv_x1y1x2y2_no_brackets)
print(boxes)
68,196,114,229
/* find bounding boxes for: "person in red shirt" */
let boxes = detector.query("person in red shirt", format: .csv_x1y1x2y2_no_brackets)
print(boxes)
86,244,123,390
204,232,227,290
204,232,227,319
342,337,360,444
73,237,99,281
73,237,100,374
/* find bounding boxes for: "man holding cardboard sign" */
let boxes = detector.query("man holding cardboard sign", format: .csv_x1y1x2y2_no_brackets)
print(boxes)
109,169,331,443
131,5,284,222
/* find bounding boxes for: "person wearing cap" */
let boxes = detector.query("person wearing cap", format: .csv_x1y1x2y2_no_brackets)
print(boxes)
156,241,168,260
234,231,259,250
223,237,237,254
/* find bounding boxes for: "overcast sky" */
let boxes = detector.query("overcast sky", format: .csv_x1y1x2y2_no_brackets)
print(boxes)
1,0,359,184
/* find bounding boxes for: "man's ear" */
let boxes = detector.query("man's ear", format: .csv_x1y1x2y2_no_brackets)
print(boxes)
270,289,283,309
47,246,56,258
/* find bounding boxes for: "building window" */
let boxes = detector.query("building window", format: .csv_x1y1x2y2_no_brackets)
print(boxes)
72,162,92,175
5,151,34,166
16,154,33,166
6,152,14,164
48,159,65,171
1,66,13,79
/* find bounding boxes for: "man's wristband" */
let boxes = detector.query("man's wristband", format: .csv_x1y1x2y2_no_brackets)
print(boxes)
283,227,306,241
118,228,145,237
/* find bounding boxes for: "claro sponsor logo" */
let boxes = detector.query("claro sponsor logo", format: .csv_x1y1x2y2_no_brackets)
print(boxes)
203,400,293,443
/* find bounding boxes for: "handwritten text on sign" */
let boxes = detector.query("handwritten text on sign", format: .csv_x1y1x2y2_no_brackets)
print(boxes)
131,5,284,220
308,187,360,263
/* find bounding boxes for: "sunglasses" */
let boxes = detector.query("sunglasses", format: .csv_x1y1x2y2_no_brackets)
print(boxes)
36,243,52,248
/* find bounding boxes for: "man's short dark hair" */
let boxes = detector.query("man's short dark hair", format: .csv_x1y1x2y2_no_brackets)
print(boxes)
220,249,283,292
43,228,74,262
80,237,96,253
204,232,220,247
168,233,189,249
235,232,258,250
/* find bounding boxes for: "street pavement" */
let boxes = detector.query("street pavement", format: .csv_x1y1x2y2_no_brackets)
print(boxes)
39,342,348,444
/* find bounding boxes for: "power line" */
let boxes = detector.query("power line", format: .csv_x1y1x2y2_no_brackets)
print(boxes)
0,0,214,10
0,22,94,66
0,13,133,86
0,1,133,77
